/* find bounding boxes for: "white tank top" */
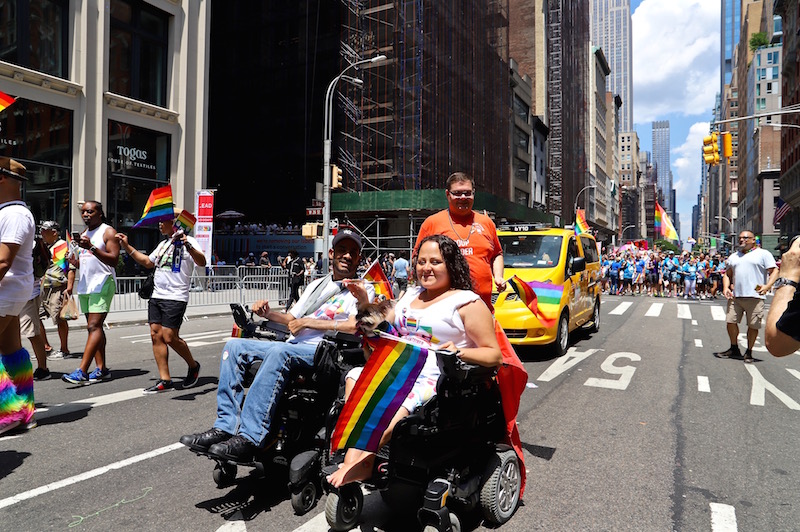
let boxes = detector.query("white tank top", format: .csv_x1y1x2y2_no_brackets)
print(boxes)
393,286,481,349
77,223,115,294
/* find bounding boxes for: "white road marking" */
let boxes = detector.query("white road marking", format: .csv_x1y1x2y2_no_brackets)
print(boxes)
0,443,183,510
645,303,662,317
710,502,738,531
34,389,145,421
787,368,800,381
695,339,703,348
120,332,152,339
692,320,698,325
745,365,800,410
216,511,248,531
292,512,328,532
711,306,726,321
676,304,692,320
537,348,599,382
698,376,711,393
609,302,632,315
129,330,228,344
187,338,231,347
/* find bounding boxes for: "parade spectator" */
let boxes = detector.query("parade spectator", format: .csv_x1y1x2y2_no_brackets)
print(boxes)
244,253,257,266
714,230,780,363
283,249,305,311
62,201,120,385
259,252,271,268
415,172,505,310
179,228,374,462
39,221,76,360
116,211,205,394
765,235,800,357
0,157,36,434
391,250,411,298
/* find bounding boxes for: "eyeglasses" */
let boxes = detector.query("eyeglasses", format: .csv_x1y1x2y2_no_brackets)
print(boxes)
738,236,753,241
448,190,474,198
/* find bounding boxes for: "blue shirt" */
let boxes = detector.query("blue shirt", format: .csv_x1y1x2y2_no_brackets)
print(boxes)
393,257,409,279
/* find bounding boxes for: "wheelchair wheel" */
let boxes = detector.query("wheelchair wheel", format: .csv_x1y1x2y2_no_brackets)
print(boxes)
422,512,461,532
212,462,237,488
291,481,318,515
479,449,521,525
325,485,363,531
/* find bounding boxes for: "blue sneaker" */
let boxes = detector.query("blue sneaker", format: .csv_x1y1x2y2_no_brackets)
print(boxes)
62,368,89,385
88,367,112,383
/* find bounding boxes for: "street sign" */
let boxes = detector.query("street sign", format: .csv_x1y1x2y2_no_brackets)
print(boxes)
312,199,323,207
306,207,323,216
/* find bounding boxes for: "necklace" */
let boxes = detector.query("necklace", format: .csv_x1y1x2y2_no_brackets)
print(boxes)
448,212,475,247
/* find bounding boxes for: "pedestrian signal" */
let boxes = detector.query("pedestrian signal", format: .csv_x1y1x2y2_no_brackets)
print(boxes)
703,133,720,166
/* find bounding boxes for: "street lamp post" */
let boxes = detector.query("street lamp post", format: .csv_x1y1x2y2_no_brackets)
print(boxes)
621,224,636,241
322,54,387,273
714,215,733,248
574,185,597,214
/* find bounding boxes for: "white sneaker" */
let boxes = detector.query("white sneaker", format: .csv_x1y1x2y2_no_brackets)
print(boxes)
47,350,66,361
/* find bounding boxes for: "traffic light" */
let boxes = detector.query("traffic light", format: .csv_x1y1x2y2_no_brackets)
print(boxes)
331,164,343,189
721,131,733,159
703,133,720,166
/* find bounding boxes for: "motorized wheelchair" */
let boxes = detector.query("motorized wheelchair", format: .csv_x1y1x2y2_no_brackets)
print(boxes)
190,303,364,515
319,349,522,532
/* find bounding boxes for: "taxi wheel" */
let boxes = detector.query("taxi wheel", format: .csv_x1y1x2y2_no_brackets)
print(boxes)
589,298,600,333
552,311,569,357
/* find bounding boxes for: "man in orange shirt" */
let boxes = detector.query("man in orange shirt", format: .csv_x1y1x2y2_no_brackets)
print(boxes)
415,172,505,310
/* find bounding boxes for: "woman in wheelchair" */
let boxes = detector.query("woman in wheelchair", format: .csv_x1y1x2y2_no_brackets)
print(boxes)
327,234,502,488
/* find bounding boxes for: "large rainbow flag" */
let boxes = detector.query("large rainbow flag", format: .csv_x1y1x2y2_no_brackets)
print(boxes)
133,185,174,228
654,201,679,241
173,209,196,233
361,259,394,300
575,209,590,235
331,333,427,452
507,275,563,327
51,241,69,273
0,90,16,113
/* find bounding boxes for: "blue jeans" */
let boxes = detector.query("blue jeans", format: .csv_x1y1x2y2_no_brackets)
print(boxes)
213,338,316,447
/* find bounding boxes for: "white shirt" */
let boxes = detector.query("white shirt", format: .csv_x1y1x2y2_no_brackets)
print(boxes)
0,201,35,305
148,236,201,303
727,247,777,299
77,223,116,294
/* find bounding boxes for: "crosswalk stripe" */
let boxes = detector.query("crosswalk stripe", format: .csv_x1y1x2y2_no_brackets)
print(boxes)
188,338,231,347
645,303,663,317
609,302,632,315
710,502,738,531
698,376,711,393
676,304,692,320
710,306,726,321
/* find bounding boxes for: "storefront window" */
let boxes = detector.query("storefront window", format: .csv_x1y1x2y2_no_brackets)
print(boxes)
107,120,170,252
0,0,69,78
0,100,72,228
109,0,169,107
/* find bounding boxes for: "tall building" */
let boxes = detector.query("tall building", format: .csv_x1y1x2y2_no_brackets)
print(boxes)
590,0,633,131
509,0,548,117
652,120,671,204
721,0,742,97
0,0,210,253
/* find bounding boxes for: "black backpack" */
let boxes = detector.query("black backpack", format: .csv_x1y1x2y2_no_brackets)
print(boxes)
32,236,50,279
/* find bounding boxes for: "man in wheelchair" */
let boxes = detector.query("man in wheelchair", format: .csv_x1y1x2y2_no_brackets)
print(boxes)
179,228,374,463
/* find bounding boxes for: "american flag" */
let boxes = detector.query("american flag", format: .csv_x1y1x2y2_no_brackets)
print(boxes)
774,197,792,225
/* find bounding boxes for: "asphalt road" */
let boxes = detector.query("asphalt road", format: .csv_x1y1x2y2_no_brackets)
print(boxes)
1,294,799,531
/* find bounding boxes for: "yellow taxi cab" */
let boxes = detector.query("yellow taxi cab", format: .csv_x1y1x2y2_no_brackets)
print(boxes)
493,224,601,356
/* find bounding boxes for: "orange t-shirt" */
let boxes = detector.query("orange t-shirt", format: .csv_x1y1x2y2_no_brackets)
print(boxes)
415,209,502,310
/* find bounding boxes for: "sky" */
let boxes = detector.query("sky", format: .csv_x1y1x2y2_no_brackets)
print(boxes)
630,0,720,240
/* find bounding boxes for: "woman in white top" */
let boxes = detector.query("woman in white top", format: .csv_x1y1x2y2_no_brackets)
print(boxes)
116,210,206,394
328,234,502,488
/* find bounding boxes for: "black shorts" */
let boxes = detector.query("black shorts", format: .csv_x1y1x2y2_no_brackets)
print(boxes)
148,298,188,329
396,277,408,292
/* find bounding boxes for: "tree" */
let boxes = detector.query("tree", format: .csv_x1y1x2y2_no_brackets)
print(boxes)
749,32,769,52
654,239,679,254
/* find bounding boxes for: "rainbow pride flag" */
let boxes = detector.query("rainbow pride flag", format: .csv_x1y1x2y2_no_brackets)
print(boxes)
173,210,196,233
507,275,563,327
361,259,394,300
654,201,679,241
51,241,69,273
133,185,174,228
575,209,590,235
331,333,427,452
0,90,16,113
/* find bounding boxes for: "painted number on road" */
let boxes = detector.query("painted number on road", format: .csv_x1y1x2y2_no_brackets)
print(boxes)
584,352,641,391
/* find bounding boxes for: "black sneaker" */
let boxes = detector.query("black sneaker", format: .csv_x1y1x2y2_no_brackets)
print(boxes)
143,379,173,394
714,346,741,359
180,428,232,452
743,350,755,363
208,435,257,463
33,368,51,381
183,362,201,388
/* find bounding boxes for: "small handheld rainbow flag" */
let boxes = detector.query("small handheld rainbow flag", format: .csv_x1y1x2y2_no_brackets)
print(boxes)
65,231,80,259
506,275,563,327
361,259,394,300
654,202,679,241
133,185,174,228
331,333,427,452
575,209,590,235
0,90,17,113
51,241,69,273
173,210,196,233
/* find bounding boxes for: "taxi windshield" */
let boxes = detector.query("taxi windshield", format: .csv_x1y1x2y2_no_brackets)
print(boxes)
500,234,563,268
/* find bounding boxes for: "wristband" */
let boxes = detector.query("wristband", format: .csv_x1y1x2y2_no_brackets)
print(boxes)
90,245,98,254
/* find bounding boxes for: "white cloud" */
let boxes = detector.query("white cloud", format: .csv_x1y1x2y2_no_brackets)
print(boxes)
672,121,710,237
632,0,720,123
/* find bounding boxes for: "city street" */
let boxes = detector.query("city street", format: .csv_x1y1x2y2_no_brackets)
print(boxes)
1,294,799,531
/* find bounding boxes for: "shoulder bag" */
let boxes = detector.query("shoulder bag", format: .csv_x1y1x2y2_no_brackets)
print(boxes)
138,241,171,299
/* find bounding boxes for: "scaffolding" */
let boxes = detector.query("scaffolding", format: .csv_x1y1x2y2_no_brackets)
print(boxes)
336,0,510,195
547,0,563,217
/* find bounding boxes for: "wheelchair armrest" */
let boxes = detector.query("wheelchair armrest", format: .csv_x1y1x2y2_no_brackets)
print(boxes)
436,350,497,384
322,330,361,349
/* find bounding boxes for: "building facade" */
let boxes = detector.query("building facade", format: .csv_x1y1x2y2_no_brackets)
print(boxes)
0,0,210,252
590,0,633,132
652,120,671,212
587,47,610,229
775,0,800,235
